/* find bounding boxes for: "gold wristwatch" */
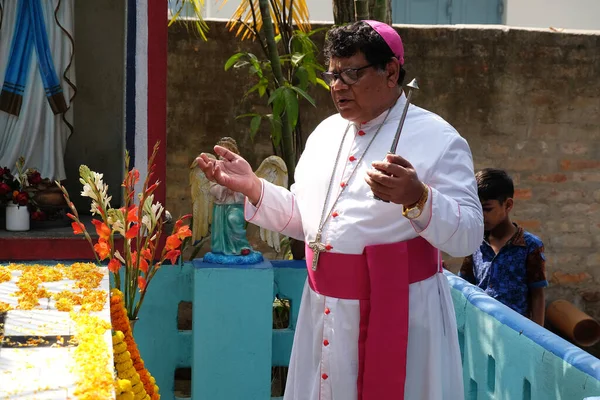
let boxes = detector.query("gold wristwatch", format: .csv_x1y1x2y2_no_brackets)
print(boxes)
402,183,429,220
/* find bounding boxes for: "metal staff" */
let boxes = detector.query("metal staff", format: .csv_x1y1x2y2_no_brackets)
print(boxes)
373,78,420,202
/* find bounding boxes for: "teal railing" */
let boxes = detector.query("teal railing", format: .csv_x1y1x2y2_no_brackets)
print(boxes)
122,260,600,399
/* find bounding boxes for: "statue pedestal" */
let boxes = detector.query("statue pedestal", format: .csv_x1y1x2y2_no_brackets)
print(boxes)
192,258,273,400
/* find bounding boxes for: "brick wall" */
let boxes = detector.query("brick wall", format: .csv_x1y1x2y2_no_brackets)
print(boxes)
167,21,600,323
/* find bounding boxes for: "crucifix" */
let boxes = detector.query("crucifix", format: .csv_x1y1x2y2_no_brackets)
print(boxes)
308,232,326,271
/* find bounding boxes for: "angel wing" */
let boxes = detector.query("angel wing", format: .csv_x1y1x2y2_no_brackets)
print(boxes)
254,156,288,252
189,154,216,243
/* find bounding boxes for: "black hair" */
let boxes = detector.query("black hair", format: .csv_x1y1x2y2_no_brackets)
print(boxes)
476,168,515,203
324,21,406,85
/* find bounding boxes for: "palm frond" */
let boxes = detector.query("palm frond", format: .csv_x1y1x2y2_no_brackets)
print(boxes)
223,0,311,40
168,0,209,40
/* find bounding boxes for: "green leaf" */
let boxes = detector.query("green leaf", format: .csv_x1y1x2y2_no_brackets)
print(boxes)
290,86,316,107
225,53,246,71
295,66,309,91
236,113,261,120
258,78,268,97
291,53,305,66
269,114,283,147
283,88,299,130
250,116,261,141
268,87,286,118
316,78,330,90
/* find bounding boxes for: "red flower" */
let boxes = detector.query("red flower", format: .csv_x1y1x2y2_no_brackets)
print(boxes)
94,238,111,260
31,210,47,221
137,276,147,291
0,182,10,196
175,225,193,240
127,206,138,224
142,248,153,261
91,219,111,240
27,171,42,185
165,249,181,265
14,191,28,206
125,224,140,239
71,222,85,235
139,258,149,273
165,234,182,251
108,258,121,273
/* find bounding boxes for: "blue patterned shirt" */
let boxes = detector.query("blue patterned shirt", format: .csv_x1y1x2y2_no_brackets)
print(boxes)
459,225,548,316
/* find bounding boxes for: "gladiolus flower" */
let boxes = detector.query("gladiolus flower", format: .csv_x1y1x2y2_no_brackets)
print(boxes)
175,225,192,240
142,248,152,261
127,206,138,224
165,234,182,251
71,222,85,235
139,258,149,273
145,183,158,195
91,219,111,240
165,250,181,265
137,276,147,291
125,224,140,239
94,238,111,260
108,258,121,273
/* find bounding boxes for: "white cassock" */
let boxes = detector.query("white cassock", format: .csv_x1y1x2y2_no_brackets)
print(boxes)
245,94,483,400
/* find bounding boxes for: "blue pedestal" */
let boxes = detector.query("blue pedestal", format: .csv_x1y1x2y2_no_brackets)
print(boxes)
192,259,274,400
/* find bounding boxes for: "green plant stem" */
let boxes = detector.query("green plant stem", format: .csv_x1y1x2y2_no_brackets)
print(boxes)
258,0,296,185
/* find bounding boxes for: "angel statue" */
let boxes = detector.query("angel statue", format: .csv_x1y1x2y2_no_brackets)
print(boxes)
190,137,288,264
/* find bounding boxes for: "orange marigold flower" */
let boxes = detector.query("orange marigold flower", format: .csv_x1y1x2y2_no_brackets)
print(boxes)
91,219,111,240
126,224,140,239
71,221,85,235
94,238,111,260
165,250,181,265
137,276,147,291
165,234,181,251
108,258,121,273
175,225,192,240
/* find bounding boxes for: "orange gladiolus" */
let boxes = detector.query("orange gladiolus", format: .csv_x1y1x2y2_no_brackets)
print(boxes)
165,249,181,265
91,219,111,240
127,206,138,224
71,222,84,235
165,234,182,251
107,258,121,273
142,248,152,261
125,224,140,239
137,276,147,291
94,238,111,260
139,258,149,273
175,225,192,240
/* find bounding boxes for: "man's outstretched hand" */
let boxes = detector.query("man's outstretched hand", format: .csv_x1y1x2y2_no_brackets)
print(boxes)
195,145,263,205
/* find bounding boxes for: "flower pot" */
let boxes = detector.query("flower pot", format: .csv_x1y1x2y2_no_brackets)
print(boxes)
5,204,30,231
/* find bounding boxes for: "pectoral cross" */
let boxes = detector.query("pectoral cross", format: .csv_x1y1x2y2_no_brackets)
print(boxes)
308,232,326,271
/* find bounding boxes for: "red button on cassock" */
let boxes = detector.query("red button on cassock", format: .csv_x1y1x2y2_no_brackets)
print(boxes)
332,211,339,218
349,156,356,162
358,130,365,136
323,340,329,346
324,308,330,315
322,373,329,380
325,244,333,251
340,182,346,188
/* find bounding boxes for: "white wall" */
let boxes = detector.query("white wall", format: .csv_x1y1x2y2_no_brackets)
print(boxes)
505,0,600,30
204,0,333,22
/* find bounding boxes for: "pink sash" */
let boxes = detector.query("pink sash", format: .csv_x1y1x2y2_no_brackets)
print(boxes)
305,236,440,400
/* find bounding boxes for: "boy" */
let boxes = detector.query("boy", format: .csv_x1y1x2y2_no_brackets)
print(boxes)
459,168,548,326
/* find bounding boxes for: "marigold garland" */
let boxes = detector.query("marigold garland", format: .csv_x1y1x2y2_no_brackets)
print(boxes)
113,331,149,400
111,289,160,399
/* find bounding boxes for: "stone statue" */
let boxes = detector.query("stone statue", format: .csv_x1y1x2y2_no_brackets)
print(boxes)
190,137,288,264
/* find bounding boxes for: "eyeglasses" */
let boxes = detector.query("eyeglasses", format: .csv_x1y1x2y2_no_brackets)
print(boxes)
320,64,375,86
